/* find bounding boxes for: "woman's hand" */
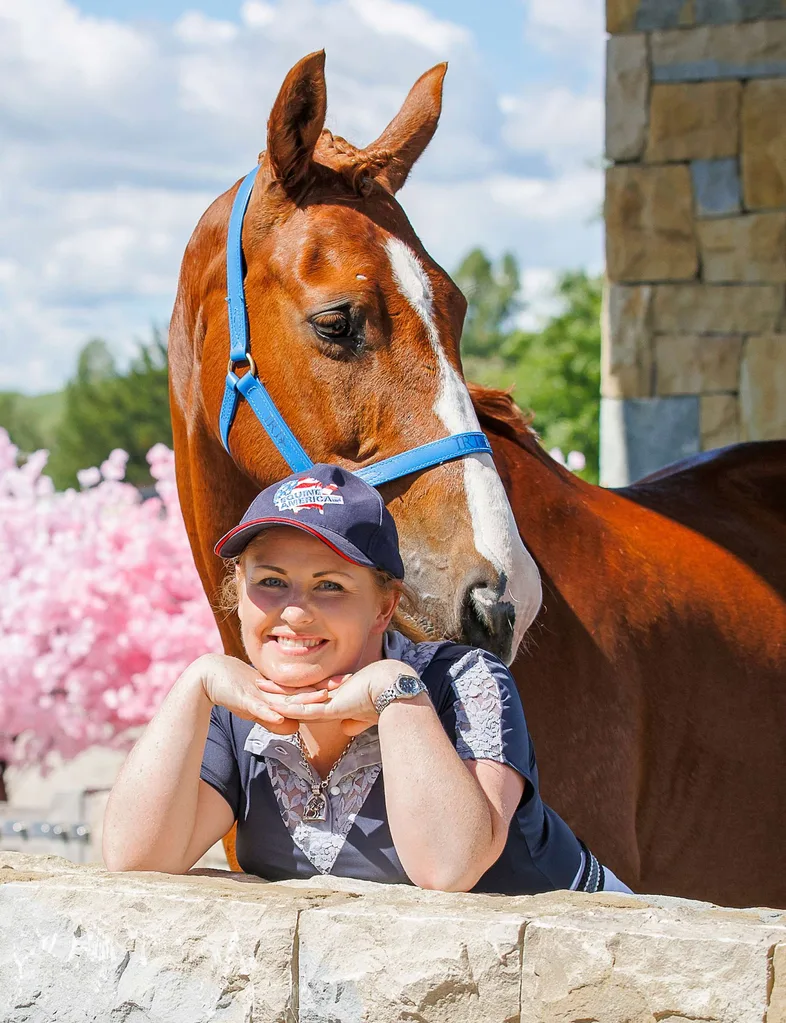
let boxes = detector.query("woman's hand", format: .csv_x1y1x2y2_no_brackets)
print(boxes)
193,653,330,734
255,659,420,736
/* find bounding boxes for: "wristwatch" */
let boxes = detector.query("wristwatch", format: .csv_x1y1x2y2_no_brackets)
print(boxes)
373,673,428,715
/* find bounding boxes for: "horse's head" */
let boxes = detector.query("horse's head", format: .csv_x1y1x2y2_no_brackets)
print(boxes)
171,52,541,664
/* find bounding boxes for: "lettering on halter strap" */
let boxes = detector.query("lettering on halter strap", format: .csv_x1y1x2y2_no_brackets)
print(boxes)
274,477,345,515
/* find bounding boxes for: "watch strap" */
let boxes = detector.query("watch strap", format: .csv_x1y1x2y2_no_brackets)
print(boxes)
373,673,428,715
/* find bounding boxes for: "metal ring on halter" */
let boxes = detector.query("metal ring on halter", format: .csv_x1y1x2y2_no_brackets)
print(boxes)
228,352,257,378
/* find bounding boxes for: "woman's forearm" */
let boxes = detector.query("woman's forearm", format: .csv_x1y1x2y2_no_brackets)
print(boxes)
102,658,213,873
377,695,496,891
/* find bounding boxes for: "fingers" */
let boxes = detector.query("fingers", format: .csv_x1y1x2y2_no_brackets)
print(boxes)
263,696,342,721
245,700,286,726
255,679,332,699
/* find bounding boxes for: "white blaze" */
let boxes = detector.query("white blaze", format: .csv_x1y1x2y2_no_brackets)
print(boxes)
385,237,542,655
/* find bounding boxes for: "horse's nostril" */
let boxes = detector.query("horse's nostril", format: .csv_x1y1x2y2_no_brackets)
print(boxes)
461,585,516,661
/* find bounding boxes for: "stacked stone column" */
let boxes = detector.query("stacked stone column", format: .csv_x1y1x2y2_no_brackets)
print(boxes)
602,1,786,485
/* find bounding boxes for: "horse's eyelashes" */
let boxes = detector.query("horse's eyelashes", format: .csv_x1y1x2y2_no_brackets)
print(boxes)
310,309,360,348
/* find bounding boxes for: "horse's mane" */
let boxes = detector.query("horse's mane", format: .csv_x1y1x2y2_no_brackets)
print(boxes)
467,382,538,448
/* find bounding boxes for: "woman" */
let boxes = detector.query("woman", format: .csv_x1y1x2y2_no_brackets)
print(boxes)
103,464,631,895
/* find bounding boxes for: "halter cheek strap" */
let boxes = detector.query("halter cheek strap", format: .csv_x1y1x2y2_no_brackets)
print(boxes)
219,166,493,487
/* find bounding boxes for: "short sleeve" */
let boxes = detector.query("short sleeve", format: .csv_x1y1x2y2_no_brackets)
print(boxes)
439,649,534,786
200,705,242,821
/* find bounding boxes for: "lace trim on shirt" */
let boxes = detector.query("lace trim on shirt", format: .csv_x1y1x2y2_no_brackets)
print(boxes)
449,650,504,762
265,758,382,874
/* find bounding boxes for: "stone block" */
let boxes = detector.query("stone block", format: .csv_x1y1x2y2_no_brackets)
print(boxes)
600,395,700,485
651,284,783,333
607,0,640,33
698,213,786,282
652,21,786,82
520,912,775,1023
297,901,524,1022
695,0,786,23
770,943,786,1023
701,394,740,448
646,82,740,162
655,334,742,394
742,79,786,210
606,35,649,162
739,334,786,440
692,158,741,217
606,166,698,283
635,0,692,30
0,870,309,1023
602,284,654,398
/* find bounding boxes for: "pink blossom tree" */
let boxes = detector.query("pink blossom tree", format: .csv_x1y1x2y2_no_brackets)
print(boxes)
0,430,221,793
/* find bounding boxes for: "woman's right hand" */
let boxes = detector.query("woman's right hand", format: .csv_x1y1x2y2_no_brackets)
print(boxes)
193,653,330,734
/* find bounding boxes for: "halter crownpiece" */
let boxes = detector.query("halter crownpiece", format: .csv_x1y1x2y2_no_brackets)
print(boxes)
218,165,493,487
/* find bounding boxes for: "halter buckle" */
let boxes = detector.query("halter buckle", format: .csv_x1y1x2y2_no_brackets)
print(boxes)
227,352,257,379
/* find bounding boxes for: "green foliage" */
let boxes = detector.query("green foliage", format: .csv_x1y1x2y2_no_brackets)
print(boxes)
0,392,46,456
44,330,173,490
454,249,521,361
458,253,602,484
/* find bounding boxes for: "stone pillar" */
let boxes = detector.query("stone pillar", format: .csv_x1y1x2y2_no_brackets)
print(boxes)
602,1,786,486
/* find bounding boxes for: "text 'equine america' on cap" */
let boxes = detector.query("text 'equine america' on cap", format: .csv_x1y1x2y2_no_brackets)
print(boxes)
213,463,405,579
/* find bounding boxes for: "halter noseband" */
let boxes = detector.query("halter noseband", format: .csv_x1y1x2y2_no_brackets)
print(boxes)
218,166,492,486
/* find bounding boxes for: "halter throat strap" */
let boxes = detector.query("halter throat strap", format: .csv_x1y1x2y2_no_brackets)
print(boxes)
219,166,493,487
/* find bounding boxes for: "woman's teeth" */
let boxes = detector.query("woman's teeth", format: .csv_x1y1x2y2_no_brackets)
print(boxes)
275,637,323,649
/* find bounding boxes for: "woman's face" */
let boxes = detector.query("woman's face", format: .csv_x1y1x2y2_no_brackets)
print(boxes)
236,526,399,688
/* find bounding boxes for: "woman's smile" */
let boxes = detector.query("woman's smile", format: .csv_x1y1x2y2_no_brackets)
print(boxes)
267,633,328,656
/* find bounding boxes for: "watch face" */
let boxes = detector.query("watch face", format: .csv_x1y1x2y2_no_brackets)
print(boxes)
397,675,421,696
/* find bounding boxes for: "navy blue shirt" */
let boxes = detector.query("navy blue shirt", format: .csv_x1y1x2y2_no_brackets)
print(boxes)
200,632,583,894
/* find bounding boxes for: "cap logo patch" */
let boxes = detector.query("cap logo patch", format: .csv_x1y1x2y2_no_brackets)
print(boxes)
273,477,344,515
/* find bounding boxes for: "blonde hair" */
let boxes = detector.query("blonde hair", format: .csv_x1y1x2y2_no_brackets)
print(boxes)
216,549,432,644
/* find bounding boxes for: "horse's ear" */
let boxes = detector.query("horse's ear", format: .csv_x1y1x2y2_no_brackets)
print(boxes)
265,51,327,196
364,63,447,194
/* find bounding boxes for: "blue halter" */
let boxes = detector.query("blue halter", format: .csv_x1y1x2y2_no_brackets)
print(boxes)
218,166,492,486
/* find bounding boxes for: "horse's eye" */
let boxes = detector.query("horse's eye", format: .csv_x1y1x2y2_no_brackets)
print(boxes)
311,310,353,340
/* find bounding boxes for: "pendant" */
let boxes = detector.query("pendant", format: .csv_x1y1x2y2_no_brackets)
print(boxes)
303,792,327,822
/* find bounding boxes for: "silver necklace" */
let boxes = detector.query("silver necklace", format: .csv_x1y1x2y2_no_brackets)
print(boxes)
293,731,353,822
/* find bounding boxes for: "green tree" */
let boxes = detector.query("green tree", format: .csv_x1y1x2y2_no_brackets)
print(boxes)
46,330,173,490
457,252,602,483
454,248,521,361
0,393,45,457
504,272,602,481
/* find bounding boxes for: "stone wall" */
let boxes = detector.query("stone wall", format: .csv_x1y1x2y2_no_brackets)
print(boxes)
3,852,786,1023
602,0,786,485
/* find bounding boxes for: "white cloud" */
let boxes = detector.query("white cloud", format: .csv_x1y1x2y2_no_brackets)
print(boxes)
525,0,604,45
0,0,604,393
500,88,604,172
347,0,470,53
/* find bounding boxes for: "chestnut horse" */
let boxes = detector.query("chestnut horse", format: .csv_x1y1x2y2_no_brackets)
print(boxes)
169,53,786,908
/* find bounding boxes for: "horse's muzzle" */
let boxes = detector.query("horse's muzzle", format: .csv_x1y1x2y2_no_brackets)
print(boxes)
460,582,517,664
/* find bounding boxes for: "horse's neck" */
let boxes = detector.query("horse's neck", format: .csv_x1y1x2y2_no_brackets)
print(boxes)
490,430,607,582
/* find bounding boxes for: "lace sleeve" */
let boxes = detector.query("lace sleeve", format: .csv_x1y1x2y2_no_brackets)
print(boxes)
446,650,533,780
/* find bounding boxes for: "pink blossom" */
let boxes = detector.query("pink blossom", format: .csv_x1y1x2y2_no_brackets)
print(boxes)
549,447,586,473
76,467,101,489
0,431,222,771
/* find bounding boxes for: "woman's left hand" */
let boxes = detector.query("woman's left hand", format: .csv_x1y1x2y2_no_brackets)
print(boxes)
255,659,418,736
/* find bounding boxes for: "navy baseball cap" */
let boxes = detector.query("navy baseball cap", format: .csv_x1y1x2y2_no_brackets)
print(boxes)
214,463,405,579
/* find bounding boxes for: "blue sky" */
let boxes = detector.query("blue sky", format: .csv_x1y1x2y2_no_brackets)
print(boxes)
76,0,560,94
0,0,605,393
